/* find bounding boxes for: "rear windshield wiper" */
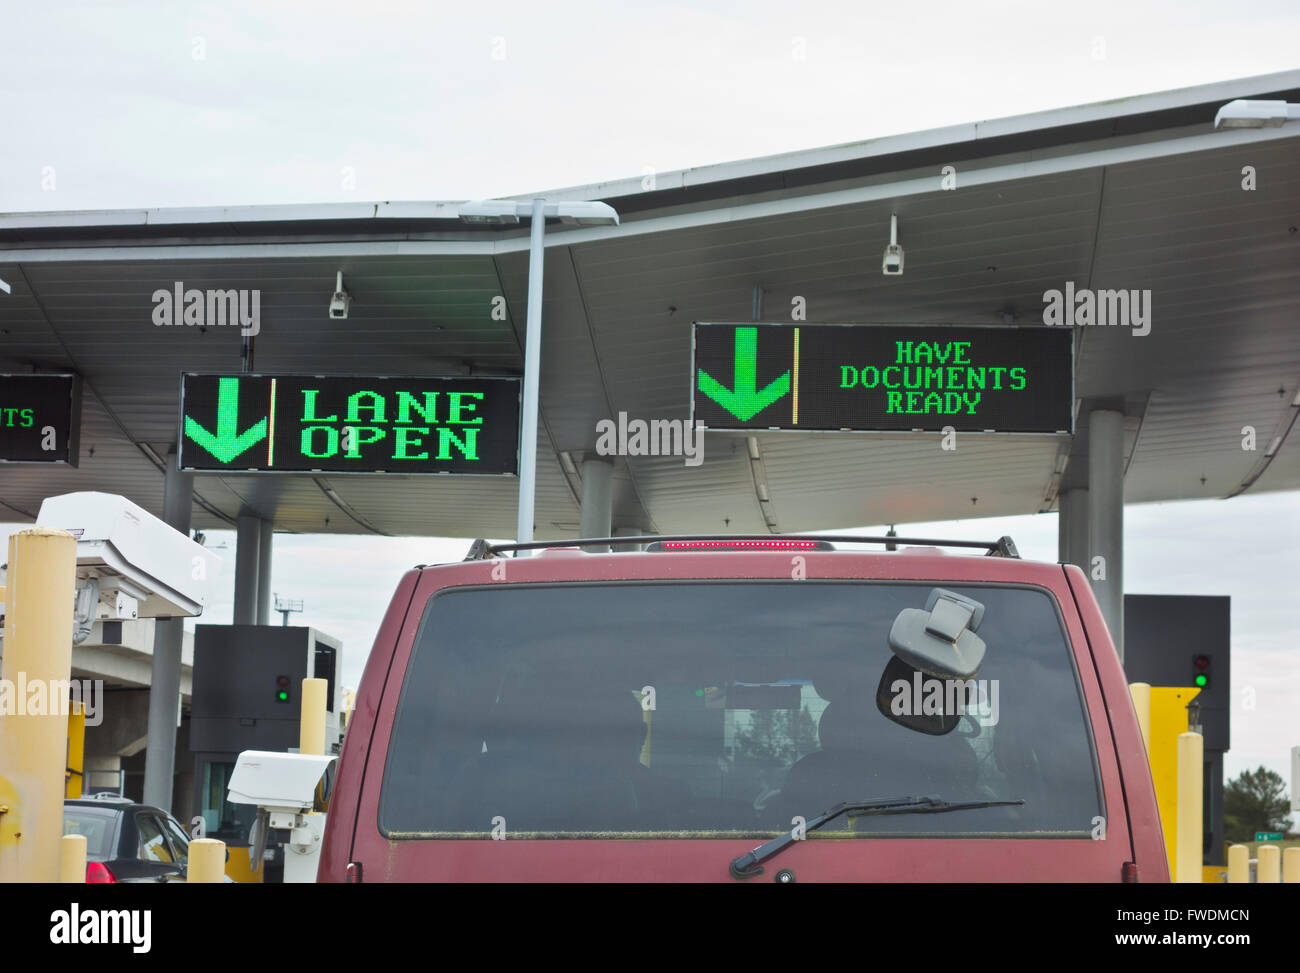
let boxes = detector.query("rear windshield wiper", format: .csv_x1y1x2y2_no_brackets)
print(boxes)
729,794,1025,879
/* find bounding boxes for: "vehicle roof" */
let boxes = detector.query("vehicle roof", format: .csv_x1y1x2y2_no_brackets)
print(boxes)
414,542,1071,592
65,798,174,817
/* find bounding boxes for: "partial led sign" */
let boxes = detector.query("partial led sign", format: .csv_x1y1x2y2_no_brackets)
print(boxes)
179,374,519,474
0,373,81,465
693,324,1073,433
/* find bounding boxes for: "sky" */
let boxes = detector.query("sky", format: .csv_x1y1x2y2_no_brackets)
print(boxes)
2,1,1299,212
1,3,1297,797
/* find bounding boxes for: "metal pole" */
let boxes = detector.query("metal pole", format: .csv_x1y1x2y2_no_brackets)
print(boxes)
143,451,193,811
1087,409,1125,661
0,527,77,882
516,198,547,554
256,518,273,625
579,455,614,552
233,512,261,624
1057,487,1089,569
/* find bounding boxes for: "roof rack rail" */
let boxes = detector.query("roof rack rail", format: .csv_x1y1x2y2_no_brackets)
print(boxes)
462,533,1019,560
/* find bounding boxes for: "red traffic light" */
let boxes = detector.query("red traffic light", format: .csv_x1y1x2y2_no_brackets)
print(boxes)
1193,656,1209,670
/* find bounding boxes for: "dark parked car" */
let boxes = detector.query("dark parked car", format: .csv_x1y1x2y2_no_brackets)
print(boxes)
63,795,197,883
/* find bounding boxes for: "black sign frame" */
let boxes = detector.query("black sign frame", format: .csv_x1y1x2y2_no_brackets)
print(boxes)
0,373,82,466
178,373,521,475
691,323,1075,434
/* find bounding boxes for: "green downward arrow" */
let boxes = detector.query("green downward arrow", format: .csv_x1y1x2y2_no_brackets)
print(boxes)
184,377,268,463
697,327,791,421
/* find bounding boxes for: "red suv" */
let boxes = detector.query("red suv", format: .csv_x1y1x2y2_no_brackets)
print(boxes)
319,535,1167,883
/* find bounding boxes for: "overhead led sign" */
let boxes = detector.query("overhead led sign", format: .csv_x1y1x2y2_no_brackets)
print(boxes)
0,373,82,465
179,374,520,474
693,324,1073,433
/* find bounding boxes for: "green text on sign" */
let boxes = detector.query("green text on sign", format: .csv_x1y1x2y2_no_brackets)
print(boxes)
691,323,1073,433
179,374,520,474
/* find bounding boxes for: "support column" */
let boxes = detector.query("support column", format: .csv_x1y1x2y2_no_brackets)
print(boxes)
612,526,643,553
1088,409,1125,662
233,512,261,626
143,448,193,811
256,518,273,626
1057,487,1089,569
579,455,614,552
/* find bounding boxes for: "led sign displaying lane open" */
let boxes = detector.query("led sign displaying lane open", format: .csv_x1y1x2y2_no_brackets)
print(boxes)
179,374,520,474
693,324,1073,434
0,373,82,465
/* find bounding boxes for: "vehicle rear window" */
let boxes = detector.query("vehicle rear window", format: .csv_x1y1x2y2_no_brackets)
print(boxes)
379,581,1103,838
63,807,118,860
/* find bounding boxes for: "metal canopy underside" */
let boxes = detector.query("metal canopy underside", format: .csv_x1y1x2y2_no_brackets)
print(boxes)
1,71,1298,538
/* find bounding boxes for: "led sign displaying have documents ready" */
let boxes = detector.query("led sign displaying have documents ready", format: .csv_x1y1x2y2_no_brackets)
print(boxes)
693,324,1073,433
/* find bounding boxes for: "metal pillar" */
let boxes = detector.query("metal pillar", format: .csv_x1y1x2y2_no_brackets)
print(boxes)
233,512,261,626
1088,409,1125,661
256,518,273,626
612,526,644,552
143,449,193,811
516,197,547,554
1057,487,1089,569
579,455,614,552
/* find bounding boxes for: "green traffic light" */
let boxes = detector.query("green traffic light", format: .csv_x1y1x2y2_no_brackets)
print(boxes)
278,691,289,701
1194,674,1207,688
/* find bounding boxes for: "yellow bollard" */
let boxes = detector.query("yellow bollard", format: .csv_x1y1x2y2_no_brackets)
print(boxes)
187,838,226,883
1283,847,1300,884
1148,687,1200,873
300,678,327,756
1226,844,1249,883
1256,844,1280,883
0,527,78,883
1174,731,1203,883
1128,683,1151,754
60,834,86,883
65,702,85,800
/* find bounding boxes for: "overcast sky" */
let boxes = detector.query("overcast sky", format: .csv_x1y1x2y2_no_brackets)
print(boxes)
2,1,1299,211
2,3,1297,793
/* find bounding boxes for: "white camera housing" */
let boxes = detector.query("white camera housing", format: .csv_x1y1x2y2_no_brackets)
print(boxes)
882,244,904,275
328,271,350,319
36,491,220,618
227,750,336,819
882,213,904,276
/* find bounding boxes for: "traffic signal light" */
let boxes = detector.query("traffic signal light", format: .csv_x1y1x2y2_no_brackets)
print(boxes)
275,675,291,703
1192,654,1210,689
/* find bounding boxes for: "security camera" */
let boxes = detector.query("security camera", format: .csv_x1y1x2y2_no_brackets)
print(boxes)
882,214,904,276
227,750,337,818
328,271,350,319
227,750,338,876
36,492,221,619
